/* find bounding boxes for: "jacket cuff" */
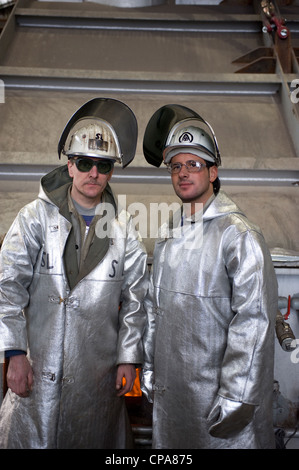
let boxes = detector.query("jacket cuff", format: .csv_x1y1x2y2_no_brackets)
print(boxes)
5,350,26,358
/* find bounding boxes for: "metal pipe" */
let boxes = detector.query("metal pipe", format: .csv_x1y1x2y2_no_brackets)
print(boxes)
291,297,299,310
132,425,152,436
279,297,299,311
132,425,152,448
0,165,299,187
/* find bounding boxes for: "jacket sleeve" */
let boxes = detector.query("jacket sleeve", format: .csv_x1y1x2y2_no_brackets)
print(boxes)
116,215,149,366
207,226,277,437
217,227,278,405
0,202,43,354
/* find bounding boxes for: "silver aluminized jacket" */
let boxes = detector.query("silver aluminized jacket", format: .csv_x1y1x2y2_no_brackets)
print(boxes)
0,166,148,449
142,190,278,449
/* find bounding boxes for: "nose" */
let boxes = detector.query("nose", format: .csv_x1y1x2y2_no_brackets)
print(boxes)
178,164,189,177
89,164,99,177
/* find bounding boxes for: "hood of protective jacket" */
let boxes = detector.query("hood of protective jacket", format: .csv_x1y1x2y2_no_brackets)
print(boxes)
203,191,246,222
38,164,116,210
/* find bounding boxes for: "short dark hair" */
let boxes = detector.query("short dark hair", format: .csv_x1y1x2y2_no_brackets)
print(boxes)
206,161,221,195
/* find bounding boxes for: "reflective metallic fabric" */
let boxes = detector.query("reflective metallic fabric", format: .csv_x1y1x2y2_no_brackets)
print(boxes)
0,168,148,449
142,191,278,449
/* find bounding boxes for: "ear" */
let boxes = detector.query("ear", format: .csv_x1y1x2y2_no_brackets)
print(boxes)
209,165,218,183
67,159,75,178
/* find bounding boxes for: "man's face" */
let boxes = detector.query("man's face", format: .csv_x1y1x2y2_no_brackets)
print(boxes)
170,153,218,206
67,157,113,208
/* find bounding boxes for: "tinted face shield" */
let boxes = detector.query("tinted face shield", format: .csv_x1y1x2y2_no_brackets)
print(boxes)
143,104,221,168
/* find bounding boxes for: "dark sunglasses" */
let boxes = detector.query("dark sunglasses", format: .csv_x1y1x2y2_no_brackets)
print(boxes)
73,157,114,174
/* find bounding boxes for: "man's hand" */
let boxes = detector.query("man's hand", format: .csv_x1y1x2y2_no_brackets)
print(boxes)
115,364,136,397
6,355,33,398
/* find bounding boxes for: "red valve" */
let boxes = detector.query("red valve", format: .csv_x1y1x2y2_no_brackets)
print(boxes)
284,295,291,320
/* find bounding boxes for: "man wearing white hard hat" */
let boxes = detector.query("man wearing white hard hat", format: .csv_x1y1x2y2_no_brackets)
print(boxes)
163,122,220,211
142,105,278,449
0,98,148,449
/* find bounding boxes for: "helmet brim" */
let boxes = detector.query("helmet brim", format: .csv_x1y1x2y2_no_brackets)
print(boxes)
163,146,216,164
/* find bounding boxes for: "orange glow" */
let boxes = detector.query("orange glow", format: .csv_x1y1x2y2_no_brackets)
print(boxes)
124,368,142,397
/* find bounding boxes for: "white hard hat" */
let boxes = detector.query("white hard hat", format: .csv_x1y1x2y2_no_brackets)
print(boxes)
64,119,122,163
163,123,217,165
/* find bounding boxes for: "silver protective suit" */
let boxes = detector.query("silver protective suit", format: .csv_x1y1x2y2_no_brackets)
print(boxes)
0,166,148,449
142,190,278,449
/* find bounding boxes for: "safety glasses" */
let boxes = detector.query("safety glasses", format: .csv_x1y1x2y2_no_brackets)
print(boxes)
166,160,207,174
73,157,114,174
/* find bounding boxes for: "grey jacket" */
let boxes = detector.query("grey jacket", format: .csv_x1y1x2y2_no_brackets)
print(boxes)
0,165,148,449
142,190,278,449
